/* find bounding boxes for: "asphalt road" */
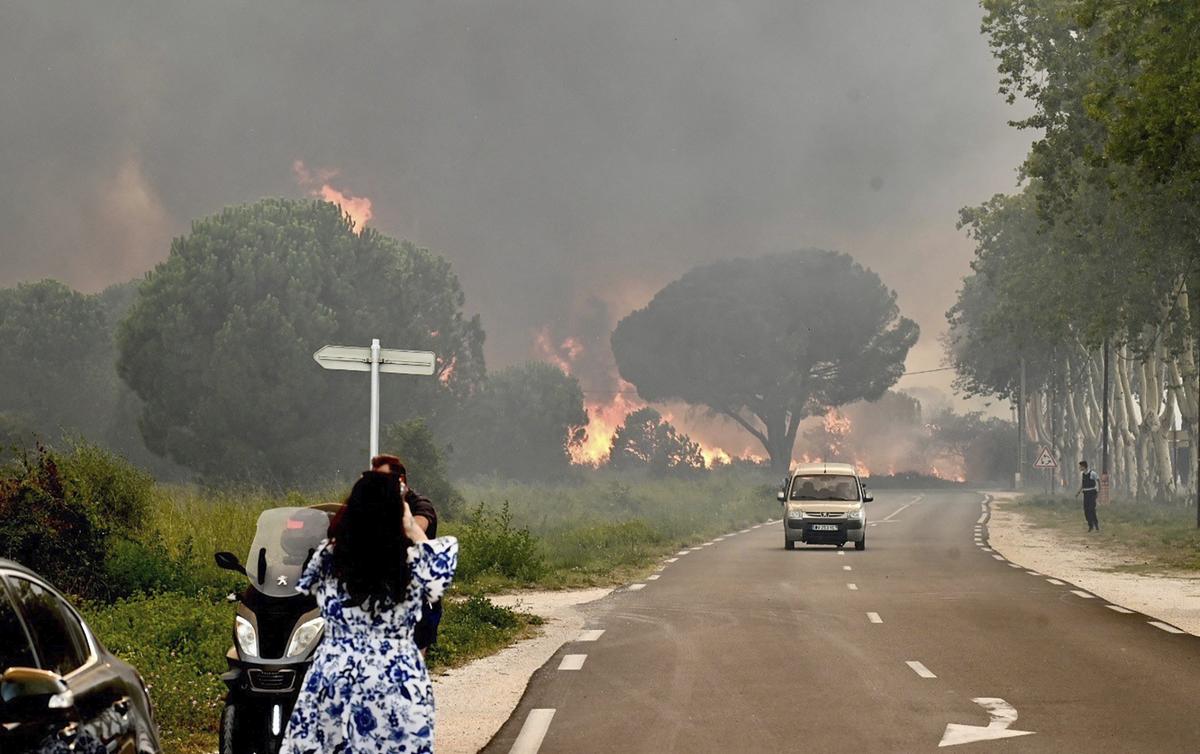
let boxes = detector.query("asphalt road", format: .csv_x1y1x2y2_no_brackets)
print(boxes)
482,489,1200,753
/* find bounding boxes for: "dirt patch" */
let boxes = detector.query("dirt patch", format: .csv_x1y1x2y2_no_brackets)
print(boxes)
431,588,611,754
987,492,1200,636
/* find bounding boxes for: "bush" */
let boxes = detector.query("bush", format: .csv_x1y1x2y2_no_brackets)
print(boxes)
58,438,155,534
453,503,547,584
545,520,665,574
425,594,535,670
83,593,232,752
381,418,464,518
0,447,108,597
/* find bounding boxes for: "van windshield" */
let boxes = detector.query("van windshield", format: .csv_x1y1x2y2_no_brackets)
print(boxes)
790,474,860,502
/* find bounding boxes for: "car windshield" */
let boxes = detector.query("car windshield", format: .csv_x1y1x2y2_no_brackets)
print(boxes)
245,507,331,597
790,474,860,502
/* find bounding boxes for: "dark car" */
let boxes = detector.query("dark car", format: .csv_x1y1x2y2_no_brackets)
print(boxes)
0,558,161,754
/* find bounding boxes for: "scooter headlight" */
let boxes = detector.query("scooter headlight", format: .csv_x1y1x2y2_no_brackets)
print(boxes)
235,615,259,658
286,617,326,659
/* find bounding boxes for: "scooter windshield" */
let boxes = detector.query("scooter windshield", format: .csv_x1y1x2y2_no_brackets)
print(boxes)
245,507,332,597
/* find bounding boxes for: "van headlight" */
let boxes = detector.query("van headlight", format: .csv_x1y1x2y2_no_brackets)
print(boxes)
847,509,863,520
787,509,806,520
286,617,326,658
235,615,259,657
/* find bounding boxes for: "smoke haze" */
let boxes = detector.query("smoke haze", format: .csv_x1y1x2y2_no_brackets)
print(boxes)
0,1,1030,403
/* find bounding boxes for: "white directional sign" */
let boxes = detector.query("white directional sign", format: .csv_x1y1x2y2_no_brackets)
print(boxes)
1032,447,1058,469
313,345,436,375
939,698,1034,747
313,340,436,460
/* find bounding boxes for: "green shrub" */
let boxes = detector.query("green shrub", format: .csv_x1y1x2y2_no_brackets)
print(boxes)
545,520,665,574
425,594,535,670
83,592,232,752
0,447,108,597
453,502,547,584
58,439,155,534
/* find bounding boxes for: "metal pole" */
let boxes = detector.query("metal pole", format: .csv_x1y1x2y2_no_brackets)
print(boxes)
1017,357,1026,490
1102,340,1110,476
370,338,381,461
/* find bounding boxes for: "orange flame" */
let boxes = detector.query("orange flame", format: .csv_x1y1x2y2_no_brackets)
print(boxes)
293,160,374,233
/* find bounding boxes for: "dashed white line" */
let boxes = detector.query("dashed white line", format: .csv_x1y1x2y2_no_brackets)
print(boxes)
677,550,690,556
1008,563,1023,569
577,630,605,642
646,574,660,580
1046,578,1065,586
1025,571,1041,576
665,558,678,563
992,554,1005,561
881,503,914,522
627,583,646,591
906,660,937,679
740,529,751,533
1070,590,1095,599
509,708,556,754
847,583,858,591
842,565,852,571
982,547,993,552
1149,621,1185,634
867,612,882,624
714,537,725,541
977,513,987,524
1106,605,1133,614
836,551,846,556
558,654,587,671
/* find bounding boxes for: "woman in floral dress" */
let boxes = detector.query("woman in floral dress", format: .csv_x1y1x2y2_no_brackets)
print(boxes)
281,471,458,754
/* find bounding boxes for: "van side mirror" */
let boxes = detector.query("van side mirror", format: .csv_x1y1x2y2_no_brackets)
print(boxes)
863,494,874,503
776,491,786,503
215,551,246,575
0,668,74,725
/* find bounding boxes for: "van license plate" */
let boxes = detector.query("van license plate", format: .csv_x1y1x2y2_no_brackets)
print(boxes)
812,524,838,531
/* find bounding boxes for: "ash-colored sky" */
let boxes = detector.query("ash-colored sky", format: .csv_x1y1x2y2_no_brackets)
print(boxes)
0,0,1030,407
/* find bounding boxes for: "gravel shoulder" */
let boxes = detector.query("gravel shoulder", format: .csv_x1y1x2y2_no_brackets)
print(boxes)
986,491,1200,635
432,588,612,754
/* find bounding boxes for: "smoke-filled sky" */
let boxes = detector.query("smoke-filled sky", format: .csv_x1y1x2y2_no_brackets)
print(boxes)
0,0,1030,405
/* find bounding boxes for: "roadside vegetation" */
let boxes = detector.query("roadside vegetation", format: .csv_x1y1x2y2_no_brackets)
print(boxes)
1013,495,1200,573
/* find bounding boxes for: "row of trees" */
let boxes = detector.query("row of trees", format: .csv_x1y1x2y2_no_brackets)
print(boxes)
948,1,1200,502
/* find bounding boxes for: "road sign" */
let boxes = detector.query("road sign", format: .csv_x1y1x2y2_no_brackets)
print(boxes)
1032,447,1057,469
313,340,436,460
313,345,436,375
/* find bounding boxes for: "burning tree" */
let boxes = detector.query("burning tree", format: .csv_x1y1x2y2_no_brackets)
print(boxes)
612,250,918,473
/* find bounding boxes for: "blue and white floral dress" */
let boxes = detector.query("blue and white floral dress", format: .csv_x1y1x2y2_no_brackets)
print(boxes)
280,536,458,754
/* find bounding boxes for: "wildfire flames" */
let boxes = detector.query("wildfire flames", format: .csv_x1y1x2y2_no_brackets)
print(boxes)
293,160,374,232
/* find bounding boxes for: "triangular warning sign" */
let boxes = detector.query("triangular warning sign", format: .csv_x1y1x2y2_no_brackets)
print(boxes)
1032,447,1057,469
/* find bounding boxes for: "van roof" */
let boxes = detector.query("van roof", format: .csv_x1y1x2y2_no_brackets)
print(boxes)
791,462,858,476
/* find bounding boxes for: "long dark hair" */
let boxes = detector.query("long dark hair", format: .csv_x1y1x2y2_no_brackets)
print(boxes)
328,471,413,611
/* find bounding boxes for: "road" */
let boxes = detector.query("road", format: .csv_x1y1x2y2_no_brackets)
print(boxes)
482,489,1200,753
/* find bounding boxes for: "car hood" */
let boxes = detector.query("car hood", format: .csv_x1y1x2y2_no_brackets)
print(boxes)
787,501,862,513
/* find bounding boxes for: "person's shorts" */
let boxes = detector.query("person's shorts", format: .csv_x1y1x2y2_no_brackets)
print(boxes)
415,600,443,650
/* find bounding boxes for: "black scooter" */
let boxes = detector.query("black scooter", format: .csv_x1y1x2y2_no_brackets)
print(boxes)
214,504,339,754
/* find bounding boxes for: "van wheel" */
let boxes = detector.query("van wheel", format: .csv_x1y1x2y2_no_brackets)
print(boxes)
855,537,866,551
785,539,795,550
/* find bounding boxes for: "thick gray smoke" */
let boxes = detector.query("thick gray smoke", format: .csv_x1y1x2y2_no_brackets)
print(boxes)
0,1,1029,398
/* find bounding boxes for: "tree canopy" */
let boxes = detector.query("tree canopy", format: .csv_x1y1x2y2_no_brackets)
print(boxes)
117,198,485,484
445,362,587,479
612,250,918,472
607,407,704,474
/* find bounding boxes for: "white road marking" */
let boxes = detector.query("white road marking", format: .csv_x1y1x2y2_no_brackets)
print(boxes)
1106,605,1133,614
577,630,604,642
1149,621,1186,634
1070,590,1095,599
627,583,646,591
646,574,660,580
700,542,713,547
558,654,587,671
1008,563,1023,569
509,708,556,754
1025,571,1041,576
881,503,913,522
714,537,725,541
939,697,1035,747
906,660,937,679
1046,579,1065,586
847,583,858,591
981,547,993,552
836,551,845,556
867,612,883,624
689,548,703,552
740,529,751,533
992,555,1005,561
665,558,678,563
677,550,690,556
842,565,852,571
977,513,987,524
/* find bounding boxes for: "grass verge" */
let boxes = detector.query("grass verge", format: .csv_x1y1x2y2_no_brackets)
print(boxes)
1013,494,1200,572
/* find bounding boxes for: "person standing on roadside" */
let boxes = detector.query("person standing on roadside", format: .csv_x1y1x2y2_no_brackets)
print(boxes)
1075,460,1101,532
371,454,442,656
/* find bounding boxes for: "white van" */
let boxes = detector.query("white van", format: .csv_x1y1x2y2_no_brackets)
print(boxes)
776,462,872,550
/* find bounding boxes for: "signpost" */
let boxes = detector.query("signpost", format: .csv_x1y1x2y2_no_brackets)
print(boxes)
1033,447,1057,495
313,340,436,462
